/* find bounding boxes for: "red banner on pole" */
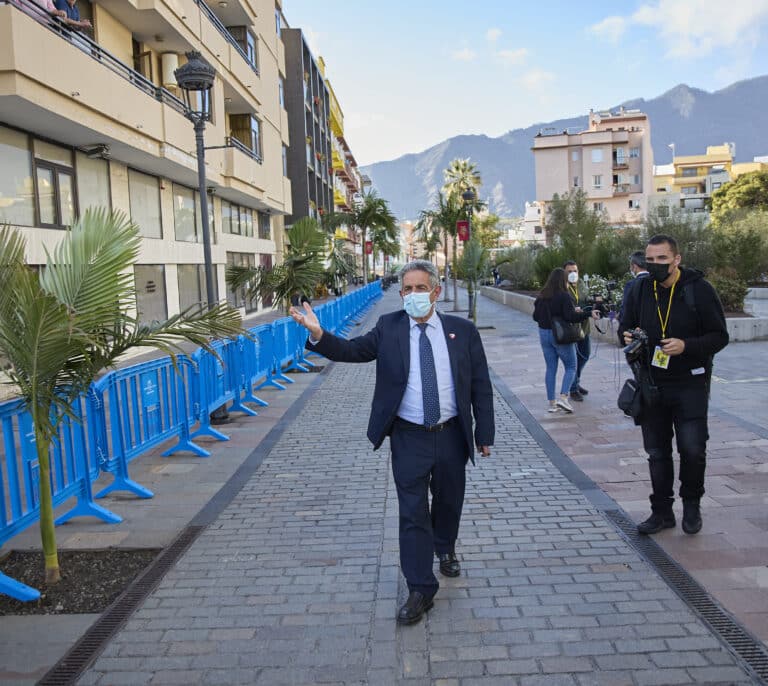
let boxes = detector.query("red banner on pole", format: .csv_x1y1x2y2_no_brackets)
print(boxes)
365,240,373,254
456,220,469,241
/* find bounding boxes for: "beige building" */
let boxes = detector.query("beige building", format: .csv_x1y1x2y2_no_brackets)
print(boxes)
0,0,292,319
533,108,654,227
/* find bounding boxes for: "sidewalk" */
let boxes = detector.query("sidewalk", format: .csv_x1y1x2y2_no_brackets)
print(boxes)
0,287,764,685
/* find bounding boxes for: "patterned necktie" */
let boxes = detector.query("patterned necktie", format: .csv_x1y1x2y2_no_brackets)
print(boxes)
417,323,441,426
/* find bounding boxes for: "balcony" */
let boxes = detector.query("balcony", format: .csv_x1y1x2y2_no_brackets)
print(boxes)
222,137,266,198
194,0,259,75
612,158,629,170
612,183,631,195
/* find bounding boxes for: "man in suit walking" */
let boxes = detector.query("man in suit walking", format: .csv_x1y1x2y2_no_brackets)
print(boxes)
290,260,494,625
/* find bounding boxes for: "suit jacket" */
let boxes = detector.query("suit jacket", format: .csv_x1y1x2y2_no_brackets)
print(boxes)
307,309,495,460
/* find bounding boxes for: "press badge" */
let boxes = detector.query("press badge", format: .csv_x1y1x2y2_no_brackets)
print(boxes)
652,346,670,369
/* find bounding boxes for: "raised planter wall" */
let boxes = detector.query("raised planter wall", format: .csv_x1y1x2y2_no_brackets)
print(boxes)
481,287,768,343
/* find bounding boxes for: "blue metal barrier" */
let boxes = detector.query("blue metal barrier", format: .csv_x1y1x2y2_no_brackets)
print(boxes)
0,396,120,601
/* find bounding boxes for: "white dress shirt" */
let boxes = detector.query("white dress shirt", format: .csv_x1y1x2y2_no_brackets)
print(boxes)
397,313,457,424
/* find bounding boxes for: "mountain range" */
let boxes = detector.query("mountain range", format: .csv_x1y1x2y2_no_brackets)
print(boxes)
361,75,768,220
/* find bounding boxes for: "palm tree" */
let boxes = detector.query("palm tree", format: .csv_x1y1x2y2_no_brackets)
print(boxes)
227,217,326,311
324,190,397,282
442,158,482,207
459,238,490,323
0,209,245,584
370,221,400,277
325,237,357,294
414,214,442,263
419,192,463,308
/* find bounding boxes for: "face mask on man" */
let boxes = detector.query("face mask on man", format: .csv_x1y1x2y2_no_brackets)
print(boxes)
403,290,434,318
567,272,579,284
647,263,672,282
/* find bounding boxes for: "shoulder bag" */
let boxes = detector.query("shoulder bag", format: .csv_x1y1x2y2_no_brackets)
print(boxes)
551,316,585,345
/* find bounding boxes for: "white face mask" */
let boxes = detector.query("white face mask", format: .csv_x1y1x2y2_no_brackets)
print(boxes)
567,272,579,284
403,290,434,318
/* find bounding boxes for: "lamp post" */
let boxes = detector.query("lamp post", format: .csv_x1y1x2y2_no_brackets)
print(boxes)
174,51,217,311
461,187,476,317
175,51,228,423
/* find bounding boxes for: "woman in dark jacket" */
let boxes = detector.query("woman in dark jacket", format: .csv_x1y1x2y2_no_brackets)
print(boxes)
533,268,597,413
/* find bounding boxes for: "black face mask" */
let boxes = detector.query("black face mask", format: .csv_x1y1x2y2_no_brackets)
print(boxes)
647,262,672,282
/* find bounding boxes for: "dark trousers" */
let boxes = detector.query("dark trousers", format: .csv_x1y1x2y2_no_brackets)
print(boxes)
390,419,467,598
639,377,709,513
570,334,591,393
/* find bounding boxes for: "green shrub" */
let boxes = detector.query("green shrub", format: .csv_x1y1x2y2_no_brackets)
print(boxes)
708,268,748,312
533,246,567,285
497,245,539,290
711,209,768,284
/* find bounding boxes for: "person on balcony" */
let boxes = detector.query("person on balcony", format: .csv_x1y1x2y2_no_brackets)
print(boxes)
54,0,92,30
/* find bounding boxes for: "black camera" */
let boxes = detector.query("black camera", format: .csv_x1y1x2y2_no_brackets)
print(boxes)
622,328,648,363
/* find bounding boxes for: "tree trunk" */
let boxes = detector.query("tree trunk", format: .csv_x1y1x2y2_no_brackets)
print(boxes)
443,229,451,301
361,227,368,283
452,239,459,311
34,418,60,584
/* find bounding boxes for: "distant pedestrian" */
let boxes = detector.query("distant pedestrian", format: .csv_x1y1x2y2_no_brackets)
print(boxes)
492,267,500,286
563,260,592,401
290,260,494,626
533,268,599,414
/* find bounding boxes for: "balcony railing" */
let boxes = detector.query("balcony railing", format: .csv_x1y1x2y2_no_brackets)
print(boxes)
5,0,187,116
193,0,259,75
226,136,262,164
612,158,628,169
612,183,631,195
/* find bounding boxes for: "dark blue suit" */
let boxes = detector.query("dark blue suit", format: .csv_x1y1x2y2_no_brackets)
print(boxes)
308,309,494,595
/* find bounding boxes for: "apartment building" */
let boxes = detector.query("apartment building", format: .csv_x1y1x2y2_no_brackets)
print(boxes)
533,108,654,227
281,27,333,225
0,0,291,319
652,143,768,215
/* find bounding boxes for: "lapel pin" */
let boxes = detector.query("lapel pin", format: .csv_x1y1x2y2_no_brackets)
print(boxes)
449,333,456,339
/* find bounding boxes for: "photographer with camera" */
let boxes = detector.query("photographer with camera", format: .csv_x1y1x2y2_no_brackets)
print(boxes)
617,251,649,346
620,234,728,536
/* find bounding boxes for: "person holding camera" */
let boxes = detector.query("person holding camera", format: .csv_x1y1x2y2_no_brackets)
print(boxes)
620,234,729,536
533,268,600,414
563,261,592,401
617,251,649,345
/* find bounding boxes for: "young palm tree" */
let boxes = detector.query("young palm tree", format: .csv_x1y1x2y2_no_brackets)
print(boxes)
414,213,442,263
459,238,490,323
226,217,327,311
419,192,464,308
0,209,245,584
325,237,357,294
324,190,397,282
370,221,400,277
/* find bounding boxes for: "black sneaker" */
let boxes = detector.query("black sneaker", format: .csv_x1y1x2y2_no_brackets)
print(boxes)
578,386,589,396
637,512,676,535
682,501,702,534
570,390,584,401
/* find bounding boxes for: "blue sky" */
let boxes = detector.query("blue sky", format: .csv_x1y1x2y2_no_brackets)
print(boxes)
283,1,768,166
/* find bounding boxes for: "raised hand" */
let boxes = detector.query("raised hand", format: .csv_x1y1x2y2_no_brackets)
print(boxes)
289,302,323,341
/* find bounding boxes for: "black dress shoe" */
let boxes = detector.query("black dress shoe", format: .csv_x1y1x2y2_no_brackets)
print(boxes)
570,390,584,401
682,501,702,534
578,386,589,396
437,552,461,577
637,512,676,535
397,591,434,625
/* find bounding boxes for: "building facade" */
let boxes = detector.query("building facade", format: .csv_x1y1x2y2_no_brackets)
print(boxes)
533,108,654,227
281,27,332,225
1,0,292,318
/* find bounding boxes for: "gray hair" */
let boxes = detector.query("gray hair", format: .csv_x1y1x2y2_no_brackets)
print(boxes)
398,260,440,289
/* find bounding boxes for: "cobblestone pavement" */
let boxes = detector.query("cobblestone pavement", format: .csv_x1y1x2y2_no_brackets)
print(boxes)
76,289,760,685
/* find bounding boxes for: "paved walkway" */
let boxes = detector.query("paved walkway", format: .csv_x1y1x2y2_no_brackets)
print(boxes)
1,287,766,684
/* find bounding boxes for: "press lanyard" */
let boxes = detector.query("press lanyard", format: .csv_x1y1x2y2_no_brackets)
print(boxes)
653,270,679,338
568,285,579,303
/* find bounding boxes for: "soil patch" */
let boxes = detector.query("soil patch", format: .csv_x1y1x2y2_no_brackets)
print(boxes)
0,548,160,615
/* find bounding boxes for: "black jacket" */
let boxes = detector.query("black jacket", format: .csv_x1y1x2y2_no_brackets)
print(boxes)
533,291,589,330
619,267,729,382
307,310,494,460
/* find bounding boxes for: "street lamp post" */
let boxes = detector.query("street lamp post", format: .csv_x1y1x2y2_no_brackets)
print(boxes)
461,188,476,317
175,51,228,423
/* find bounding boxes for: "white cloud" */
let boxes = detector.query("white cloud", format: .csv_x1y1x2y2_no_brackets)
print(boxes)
496,48,528,66
591,1,768,58
589,16,627,43
486,28,502,43
518,69,555,90
452,47,477,62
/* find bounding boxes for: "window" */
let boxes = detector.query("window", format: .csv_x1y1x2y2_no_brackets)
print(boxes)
0,126,34,226
628,199,641,210
593,202,604,212
571,150,579,161
632,174,640,185
240,205,253,237
226,252,256,312
592,175,602,189
591,148,603,163
134,265,167,324
278,76,285,108
682,168,698,177
282,144,289,177
682,186,698,195
629,147,640,158
76,153,110,214
573,176,579,188
712,182,722,190
614,147,626,163
260,253,273,307
275,8,281,36
257,211,271,240
230,114,262,160
33,139,75,228
128,170,162,238
534,226,542,234
228,27,258,71
173,184,197,242
178,264,218,311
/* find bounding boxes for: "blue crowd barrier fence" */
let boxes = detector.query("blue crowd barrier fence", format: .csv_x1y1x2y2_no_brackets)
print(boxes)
0,396,120,601
0,283,382,599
